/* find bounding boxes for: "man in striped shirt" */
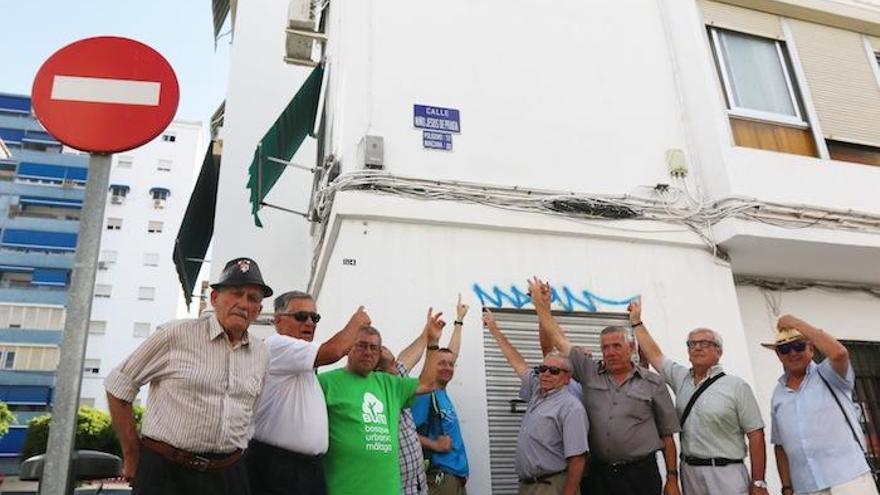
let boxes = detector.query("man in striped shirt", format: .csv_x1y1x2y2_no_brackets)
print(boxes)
105,257,272,495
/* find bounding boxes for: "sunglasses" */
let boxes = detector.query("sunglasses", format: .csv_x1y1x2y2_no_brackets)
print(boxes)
777,340,807,355
279,311,321,323
534,365,569,376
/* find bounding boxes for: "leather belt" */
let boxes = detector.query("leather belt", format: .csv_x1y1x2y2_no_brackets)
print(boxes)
142,437,242,472
519,470,565,485
682,455,743,467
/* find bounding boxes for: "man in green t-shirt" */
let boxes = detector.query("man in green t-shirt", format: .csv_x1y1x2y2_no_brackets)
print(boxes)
319,308,445,495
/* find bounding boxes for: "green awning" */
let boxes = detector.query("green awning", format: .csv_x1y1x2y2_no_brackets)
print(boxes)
211,0,230,42
246,65,323,227
173,143,221,307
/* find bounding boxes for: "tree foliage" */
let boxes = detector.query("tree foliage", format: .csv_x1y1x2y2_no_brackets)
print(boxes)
22,405,145,460
0,402,15,437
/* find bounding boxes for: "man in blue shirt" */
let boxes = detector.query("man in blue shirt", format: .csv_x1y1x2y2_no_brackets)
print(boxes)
412,346,469,495
765,314,878,495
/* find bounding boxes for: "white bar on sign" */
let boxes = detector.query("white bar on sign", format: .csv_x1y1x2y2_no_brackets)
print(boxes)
50,75,161,106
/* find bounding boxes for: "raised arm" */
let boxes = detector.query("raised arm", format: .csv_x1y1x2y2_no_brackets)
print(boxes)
483,308,529,377
397,328,427,372
315,306,371,367
628,298,664,372
777,314,849,378
447,293,468,360
417,308,445,394
529,277,573,356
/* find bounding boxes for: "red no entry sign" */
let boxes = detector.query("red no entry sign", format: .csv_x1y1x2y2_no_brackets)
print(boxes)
32,36,179,154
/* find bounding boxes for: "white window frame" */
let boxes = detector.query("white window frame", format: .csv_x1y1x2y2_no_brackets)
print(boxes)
88,320,107,335
143,252,159,266
116,156,133,169
1,350,15,370
147,221,163,234
106,218,123,230
83,358,101,374
710,28,807,128
137,286,156,301
94,284,112,298
156,159,172,172
133,322,150,338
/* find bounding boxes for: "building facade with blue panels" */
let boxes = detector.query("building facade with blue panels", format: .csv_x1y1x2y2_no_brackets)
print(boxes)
0,93,88,471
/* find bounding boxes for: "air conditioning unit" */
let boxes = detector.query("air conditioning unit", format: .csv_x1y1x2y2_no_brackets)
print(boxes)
288,0,317,30
153,199,165,209
285,0,326,67
110,196,123,205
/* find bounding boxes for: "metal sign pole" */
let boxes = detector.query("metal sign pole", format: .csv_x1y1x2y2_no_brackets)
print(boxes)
40,153,112,495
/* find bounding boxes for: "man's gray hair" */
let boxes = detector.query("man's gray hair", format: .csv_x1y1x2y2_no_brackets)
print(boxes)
273,290,313,313
688,328,724,349
545,351,572,371
359,326,383,346
600,325,634,344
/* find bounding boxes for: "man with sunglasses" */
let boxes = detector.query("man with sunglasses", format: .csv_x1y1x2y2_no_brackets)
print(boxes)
529,278,679,495
627,298,767,495
765,315,878,495
484,308,588,495
246,291,372,495
319,309,445,495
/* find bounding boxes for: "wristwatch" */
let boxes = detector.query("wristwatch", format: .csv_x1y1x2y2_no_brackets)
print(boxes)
752,480,767,489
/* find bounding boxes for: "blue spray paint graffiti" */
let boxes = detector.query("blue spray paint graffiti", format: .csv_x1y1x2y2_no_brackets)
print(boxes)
472,283,636,312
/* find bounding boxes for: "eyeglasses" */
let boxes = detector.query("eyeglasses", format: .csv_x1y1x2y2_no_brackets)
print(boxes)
777,340,807,355
534,365,569,376
279,311,321,323
686,340,719,350
354,341,380,353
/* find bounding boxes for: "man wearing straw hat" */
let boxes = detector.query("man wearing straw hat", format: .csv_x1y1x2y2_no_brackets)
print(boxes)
764,314,878,495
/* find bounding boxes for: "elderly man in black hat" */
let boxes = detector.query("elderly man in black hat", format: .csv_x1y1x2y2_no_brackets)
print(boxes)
105,257,273,495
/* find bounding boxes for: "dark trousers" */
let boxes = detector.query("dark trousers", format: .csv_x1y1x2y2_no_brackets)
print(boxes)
582,455,662,495
244,438,327,495
132,444,250,495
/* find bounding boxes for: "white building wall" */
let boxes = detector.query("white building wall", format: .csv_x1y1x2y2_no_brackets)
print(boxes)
213,0,880,492
210,0,317,292
80,121,204,410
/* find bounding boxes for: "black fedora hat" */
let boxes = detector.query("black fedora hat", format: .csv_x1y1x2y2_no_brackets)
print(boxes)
210,257,273,297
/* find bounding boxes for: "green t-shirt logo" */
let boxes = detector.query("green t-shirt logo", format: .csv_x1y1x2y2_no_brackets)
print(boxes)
361,392,387,425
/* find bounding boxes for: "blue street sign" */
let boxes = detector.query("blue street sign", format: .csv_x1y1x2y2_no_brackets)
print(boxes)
414,105,461,133
423,131,453,151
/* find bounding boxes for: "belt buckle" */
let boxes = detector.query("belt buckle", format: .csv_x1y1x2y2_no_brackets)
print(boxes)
188,455,211,472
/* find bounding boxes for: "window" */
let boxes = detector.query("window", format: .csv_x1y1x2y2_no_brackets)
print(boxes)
80,397,96,407
711,28,804,125
143,253,159,267
147,221,163,233
1,350,15,370
133,322,150,338
99,250,117,270
109,185,129,204
137,287,155,301
88,320,106,335
83,358,100,374
116,156,133,169
151,189,170,200
94,284,112,298
162,133,176,142
156,159,172,172
838,340,880,468
0,162,16,181
0,305,65,331
106,218,122,230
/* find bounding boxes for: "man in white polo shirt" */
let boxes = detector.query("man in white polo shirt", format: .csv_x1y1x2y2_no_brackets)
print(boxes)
245,291,372,495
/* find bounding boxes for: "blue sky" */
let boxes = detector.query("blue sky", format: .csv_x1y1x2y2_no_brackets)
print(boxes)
1,0,230,128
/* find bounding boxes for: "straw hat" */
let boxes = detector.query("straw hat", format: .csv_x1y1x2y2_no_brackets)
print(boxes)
760,328,805,349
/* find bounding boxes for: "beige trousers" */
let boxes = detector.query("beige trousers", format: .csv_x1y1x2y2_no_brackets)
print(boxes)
801,472,879,495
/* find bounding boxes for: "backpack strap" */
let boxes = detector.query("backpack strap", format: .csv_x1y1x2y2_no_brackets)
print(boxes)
680,372,726,427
